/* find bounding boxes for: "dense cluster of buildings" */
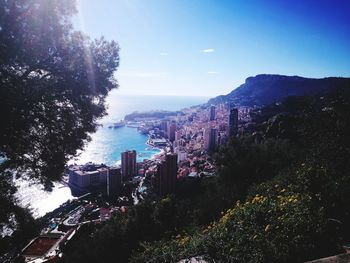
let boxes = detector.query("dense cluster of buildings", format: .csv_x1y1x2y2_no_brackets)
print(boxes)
20,102,252,262
125,102,251,196
67,150,138,194
152,103,243,155
67,103,250,198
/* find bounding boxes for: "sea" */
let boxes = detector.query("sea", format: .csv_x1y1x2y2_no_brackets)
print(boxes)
16,91,209,218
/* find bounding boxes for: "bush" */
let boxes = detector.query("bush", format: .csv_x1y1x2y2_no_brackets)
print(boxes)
131,182,327,263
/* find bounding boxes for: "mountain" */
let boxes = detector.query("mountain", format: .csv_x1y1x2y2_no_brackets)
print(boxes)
208,74,350,107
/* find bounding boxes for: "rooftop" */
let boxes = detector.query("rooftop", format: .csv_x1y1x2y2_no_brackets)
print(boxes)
22,235,61,257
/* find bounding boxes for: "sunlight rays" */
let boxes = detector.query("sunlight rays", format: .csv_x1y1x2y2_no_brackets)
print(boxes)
76,0,96,94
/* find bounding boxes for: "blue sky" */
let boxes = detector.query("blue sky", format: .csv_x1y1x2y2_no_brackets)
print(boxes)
74,0,350,97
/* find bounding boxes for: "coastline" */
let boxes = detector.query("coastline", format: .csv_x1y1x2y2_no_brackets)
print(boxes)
17,127,164,218
114,143,164,167
150,148,165,161
16,93,209,218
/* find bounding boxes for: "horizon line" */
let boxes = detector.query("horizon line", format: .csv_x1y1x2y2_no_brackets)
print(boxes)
111,92,213,98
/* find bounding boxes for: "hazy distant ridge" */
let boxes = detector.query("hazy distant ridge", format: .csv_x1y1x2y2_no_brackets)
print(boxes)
124,110,181,121
208,74,350,106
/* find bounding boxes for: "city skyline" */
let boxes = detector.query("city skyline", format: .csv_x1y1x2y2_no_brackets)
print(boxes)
3,1,350,261
74,0,350,97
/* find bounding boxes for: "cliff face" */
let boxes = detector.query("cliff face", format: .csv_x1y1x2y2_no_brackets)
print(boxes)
208,74,350,107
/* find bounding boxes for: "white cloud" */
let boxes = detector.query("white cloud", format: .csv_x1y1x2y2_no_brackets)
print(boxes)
160,52,168,56
207,71,219,74
202,48,215,53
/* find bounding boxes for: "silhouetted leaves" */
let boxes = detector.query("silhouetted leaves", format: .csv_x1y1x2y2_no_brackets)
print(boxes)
0,0,119,253
0,0,119,188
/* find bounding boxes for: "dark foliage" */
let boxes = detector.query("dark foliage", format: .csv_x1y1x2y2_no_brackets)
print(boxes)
60,197,193,263
0,0,119,188
0,0,119,253
32,90,350,262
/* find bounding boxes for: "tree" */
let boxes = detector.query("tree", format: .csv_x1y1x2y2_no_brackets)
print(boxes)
0,0,119,236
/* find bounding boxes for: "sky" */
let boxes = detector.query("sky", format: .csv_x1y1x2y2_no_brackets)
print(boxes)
73,0,350,97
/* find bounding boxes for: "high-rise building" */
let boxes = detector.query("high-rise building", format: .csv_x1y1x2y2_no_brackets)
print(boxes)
204,128,218,152
97,167,108,184
121,150,136,178
160,120,168,138
156,153,178,196
204,128,210,151
107,167,122,196
69,170,99,188
204,128,217,152
229,108,238,136
167,121,176,142
210,105,216,121
209,128,217,151
68,163,108,189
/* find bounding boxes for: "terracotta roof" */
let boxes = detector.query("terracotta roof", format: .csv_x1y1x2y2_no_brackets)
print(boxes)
23,237,59,256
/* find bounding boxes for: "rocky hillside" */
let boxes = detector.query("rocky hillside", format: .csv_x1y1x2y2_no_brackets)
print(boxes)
208,74,350,107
